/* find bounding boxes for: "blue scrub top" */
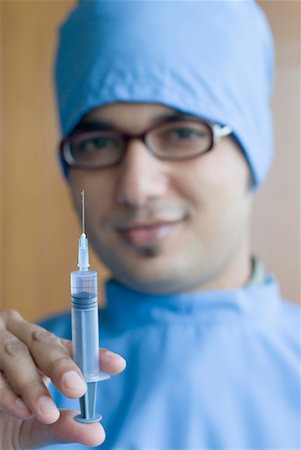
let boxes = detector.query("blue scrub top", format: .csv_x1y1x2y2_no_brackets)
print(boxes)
41,274,300,449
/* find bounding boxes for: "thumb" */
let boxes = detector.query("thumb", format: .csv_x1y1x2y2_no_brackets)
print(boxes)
19,410,105,449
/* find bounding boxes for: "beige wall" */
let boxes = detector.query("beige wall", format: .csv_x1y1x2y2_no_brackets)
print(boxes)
253,1,300,303
1,1,300,322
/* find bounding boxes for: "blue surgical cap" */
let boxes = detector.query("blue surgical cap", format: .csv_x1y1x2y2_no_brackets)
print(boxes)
55,0,275,187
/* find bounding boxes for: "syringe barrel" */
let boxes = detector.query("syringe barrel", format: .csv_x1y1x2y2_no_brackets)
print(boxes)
71,270,99,381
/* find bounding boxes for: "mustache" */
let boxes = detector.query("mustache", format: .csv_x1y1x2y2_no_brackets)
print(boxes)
108,203,191,228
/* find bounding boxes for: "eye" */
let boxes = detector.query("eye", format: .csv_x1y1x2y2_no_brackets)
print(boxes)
79,136,119,152
170,127,207,140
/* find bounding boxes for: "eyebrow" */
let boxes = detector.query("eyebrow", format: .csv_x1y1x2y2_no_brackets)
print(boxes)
72,112,193,133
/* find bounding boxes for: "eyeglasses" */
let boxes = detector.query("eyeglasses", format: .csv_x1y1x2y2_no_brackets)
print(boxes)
59,117,232,170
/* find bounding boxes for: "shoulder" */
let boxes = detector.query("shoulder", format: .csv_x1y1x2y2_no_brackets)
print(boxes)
37,310,72,340
274,298,300,354
279,298,300,325
259,274,300,334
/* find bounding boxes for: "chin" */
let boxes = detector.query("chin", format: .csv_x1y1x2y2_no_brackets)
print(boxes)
93,239,210,294
110,259,202,294
105,256,177,293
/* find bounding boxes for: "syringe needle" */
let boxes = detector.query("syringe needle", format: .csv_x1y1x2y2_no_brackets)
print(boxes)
81,190,85,235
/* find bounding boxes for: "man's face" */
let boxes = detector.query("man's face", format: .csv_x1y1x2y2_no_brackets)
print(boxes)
68,103,252,293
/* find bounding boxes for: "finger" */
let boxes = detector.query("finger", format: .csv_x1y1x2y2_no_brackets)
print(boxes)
0,370,32,420
99,348,126,374
0,330,60,424
38,370,51,388
6,318,86,398
19,409,105,449
61,340,126,375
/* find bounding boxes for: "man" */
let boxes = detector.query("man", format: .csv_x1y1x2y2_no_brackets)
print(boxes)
0,1,299,449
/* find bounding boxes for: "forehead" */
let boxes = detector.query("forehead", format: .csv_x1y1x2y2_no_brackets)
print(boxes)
82,102,182,130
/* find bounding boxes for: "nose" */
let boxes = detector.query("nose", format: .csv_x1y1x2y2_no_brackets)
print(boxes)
115,139,169,208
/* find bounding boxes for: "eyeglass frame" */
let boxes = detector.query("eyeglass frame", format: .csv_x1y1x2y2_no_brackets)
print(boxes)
59,116,233,171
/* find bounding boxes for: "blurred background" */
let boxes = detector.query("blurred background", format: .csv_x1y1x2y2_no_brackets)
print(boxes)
1,1,300,322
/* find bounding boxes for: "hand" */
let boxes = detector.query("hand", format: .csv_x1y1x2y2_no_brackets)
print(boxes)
0,309,126,449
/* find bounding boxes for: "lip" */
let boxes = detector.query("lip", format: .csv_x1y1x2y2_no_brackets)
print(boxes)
116,220,182,247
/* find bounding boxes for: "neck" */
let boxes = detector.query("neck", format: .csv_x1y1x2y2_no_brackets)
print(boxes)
191,232,252,292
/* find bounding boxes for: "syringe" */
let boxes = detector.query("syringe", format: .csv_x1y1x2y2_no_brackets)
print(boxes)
71,191,110,423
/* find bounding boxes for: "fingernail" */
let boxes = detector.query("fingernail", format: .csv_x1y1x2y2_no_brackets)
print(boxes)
62,370,85,390
38,396,59,418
